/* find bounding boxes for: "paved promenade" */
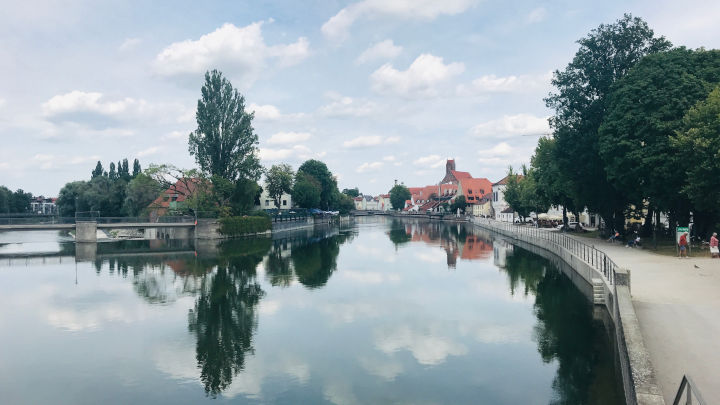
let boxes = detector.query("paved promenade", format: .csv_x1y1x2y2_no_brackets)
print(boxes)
572,235,720,403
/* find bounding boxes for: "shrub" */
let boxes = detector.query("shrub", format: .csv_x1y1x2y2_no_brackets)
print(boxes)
218,216,271,236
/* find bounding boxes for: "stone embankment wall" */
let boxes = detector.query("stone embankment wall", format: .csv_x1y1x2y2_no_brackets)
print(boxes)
469,217,664,405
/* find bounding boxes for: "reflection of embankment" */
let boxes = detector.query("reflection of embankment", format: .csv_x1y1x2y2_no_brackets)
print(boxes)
501,247,624,404
386,219,492,268
265,227,355,289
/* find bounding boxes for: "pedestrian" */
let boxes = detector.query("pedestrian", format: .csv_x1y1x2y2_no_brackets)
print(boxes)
710,232,719,258
679,231,689,258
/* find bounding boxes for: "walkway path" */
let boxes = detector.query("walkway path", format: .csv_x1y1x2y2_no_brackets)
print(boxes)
570,235,720,403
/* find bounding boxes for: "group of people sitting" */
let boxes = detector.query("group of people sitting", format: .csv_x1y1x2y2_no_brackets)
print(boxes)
607,230,641,248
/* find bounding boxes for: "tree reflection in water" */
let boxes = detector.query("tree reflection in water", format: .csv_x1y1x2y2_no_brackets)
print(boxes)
502,247,624,405
188,238,270,397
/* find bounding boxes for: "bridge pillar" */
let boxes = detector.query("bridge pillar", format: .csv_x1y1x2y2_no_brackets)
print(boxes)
76,221,98,243
75,242,97,262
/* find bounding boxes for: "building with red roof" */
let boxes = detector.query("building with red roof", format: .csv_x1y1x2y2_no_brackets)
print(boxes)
148,178,204,219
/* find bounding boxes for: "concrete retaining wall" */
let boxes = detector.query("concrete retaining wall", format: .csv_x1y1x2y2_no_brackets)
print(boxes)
469,218,664,405
272,217,314,233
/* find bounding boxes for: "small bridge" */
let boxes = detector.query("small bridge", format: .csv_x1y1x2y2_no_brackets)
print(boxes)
0,216,196,242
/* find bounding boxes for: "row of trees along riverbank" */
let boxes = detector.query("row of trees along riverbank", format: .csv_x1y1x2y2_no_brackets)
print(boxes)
54,69,354,221
504,14,720,241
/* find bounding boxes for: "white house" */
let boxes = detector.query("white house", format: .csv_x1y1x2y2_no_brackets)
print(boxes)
492,175,517,222
257,187,292,210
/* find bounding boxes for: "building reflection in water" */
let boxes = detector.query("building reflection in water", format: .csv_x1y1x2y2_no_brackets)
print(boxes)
386,219,493,268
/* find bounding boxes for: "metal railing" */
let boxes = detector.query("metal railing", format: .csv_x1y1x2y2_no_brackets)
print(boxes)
0,215,195,225
673,375,707,405
472,217,619,285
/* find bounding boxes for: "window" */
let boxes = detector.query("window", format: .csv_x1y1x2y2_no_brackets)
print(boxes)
265,200,270,206
163,196,169,202
468,189,472,194
282,200,287,206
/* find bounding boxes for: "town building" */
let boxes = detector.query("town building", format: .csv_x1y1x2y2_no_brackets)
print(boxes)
148,178,203,219
30,196,58,215
257,187,292,210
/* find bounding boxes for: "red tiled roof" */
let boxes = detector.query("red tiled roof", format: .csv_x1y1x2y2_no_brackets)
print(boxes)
460,177,493,198
149,178,203,209
451,170,472,181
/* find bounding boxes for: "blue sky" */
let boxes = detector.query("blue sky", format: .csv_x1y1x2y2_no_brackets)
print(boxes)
1,0,719,196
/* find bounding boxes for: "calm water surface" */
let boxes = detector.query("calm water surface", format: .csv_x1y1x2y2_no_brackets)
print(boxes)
0,218,624,404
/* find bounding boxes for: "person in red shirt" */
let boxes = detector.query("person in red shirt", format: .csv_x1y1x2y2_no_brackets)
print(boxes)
678,232,689,258
710,232,718,258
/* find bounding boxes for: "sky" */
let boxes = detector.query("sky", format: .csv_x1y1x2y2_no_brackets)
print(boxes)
1,0,719,197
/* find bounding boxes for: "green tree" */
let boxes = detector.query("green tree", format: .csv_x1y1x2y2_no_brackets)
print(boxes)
10,189,32,213
91,161,104,179
189,69,262,182
0,186,10,213
333,191,355,214
389,184,411,210
108,162,117,180
599,48,720,229
57,181,90,216
132,159,141,178
292,172,321,208
120,158,130,181
296,160,337,209
545,14,671,229
265,164,295,209
673,86,720,231
530,137,575,226
123,173,162,216
342,188,360,198
450,195,467,214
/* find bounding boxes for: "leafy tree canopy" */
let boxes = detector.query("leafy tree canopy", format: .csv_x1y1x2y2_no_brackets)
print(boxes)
389,184,411,210
189,69,262,182
265,164,295,209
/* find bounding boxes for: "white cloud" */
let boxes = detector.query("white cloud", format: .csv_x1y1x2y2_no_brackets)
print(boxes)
42,91,146,119
267,131,312,145
137,146,160,157
355,161,384,173
119,37,142,51
340,269,400,283
343,135,399,148
356,39,402,64
318,93,377,118
488,142,512,156
382,155,396,162
457,72,551,95
154,22,309,88
471,114,549,138
358,356,404,381
0,98,6,109
30,153,102,170
374,324,468,365
259,144,319,161
371,54,464,97
161,130,187,140
249,103,306,121
526,7,547,23
322,0,477,41
413,154,445,168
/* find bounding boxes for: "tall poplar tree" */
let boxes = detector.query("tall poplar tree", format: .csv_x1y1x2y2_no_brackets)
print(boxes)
188,70,262,182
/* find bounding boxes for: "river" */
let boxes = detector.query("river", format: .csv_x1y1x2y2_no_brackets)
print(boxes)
0,217,624,404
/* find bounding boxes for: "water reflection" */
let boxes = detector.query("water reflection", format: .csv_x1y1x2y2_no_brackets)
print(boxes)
0,220,623,404
502,247,624,405
387,219,492,268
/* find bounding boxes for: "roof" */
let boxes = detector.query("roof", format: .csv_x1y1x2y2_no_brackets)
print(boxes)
149,178,203,209
501,207,515,213
493,175,523,186
460,177,492,197
379,194,390,198
450,170,472,181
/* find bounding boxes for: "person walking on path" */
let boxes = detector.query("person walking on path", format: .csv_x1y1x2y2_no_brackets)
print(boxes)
710,232,719,258
679,231,689,258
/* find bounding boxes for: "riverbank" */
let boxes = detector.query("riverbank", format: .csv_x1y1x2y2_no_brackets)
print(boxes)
564,233,718,404
468,217,665,405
